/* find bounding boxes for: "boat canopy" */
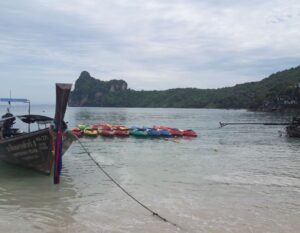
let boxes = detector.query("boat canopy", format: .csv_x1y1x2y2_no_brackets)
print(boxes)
18,115,53,124
0,98,30,103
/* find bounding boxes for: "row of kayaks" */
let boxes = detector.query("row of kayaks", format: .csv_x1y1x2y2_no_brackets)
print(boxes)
72,124,198,138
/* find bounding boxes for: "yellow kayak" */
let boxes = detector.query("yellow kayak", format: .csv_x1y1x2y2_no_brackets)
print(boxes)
84,128,98,137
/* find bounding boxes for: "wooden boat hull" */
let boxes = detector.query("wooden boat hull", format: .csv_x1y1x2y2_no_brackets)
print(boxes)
0,129,75,174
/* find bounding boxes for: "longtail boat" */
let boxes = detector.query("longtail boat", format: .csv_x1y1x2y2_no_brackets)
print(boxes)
219,116,300,138
286,117,300,137
0,84,76,179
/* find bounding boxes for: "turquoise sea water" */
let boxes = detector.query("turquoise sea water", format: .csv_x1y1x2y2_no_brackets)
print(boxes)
0,105,299,233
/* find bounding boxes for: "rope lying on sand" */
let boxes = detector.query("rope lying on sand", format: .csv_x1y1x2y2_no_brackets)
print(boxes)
76,139,186,232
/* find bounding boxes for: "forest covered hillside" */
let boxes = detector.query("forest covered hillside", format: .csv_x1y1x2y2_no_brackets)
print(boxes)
69,66,300,111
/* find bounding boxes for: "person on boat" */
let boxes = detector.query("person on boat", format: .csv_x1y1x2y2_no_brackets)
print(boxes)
1,108,16,138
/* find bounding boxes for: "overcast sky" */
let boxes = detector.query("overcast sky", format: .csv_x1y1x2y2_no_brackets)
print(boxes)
0,0,300,104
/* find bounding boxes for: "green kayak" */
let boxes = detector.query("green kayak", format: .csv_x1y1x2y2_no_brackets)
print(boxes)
78,124,88,130
130,129,148,137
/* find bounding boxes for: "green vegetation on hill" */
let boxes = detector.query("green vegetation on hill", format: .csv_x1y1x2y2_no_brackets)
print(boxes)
69,66,300,110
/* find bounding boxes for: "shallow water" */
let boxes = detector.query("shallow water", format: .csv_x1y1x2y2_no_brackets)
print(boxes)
0,106,299,233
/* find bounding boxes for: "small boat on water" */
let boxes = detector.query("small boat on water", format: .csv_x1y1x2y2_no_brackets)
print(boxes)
131,127,176,137
78,124,88,130
158,129,172,137
154,125,197,137
146,128,161,137
103,124,113,130
182,129,197,137
130,128,148,137
72,127,83,137
286,125,300,137
114,130,129,136
84,128,98,137
286,117,300,137
73,124,199,139
98,129,115,137
166,128,184,137
219,116,300,138
0,84,76,179
112,125,129,131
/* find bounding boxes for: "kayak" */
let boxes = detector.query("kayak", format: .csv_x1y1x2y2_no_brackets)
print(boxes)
114,130,129,136
78,124,88,130
71,127,83,138
84,128,98,137
146,128,160,137
167,128,184,137
154,125,196,137
130,129,148,137
76,123,198,138
98,129,115,137
100,124,113,130
111,125,129,130
90,124,101,130
182,129,197,137
158,129,172,137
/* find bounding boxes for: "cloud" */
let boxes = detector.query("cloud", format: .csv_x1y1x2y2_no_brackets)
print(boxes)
0,0,299,103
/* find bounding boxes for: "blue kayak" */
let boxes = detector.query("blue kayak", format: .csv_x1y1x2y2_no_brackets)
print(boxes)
146,129,160,137
158,129,172,137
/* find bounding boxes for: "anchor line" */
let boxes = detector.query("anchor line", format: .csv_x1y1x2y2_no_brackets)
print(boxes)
76,139,187,232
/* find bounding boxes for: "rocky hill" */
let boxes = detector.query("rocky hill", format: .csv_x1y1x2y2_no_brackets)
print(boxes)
69,71,128,106
69,66,300,111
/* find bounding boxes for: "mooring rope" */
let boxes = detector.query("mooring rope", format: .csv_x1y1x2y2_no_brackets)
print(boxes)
76,138,186,232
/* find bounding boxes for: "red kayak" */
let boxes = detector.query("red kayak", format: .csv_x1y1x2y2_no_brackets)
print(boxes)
114,130,129,136
90,124,101,130
71,128,83,137
182,129,197,137
154,125,198,137
167,128,184,137
98,129,115,137
90,124,113,130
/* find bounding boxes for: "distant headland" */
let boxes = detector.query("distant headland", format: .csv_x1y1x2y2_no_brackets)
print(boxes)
69,66,300,111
